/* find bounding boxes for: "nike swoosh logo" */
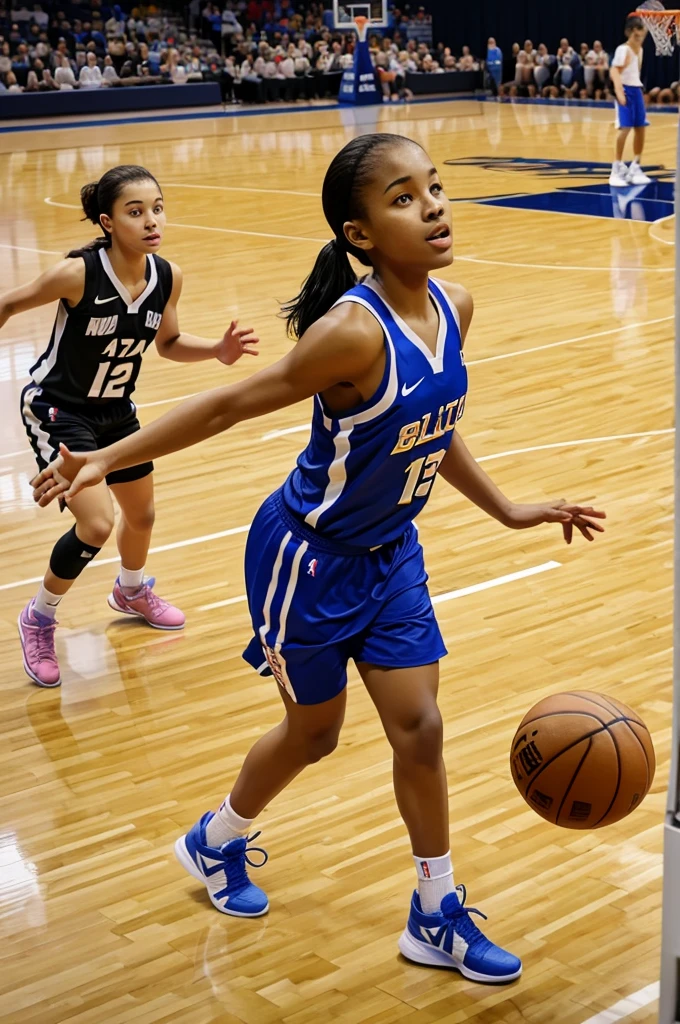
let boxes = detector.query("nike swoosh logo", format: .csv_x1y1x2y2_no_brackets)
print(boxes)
94,295,118,305
402,377,425,397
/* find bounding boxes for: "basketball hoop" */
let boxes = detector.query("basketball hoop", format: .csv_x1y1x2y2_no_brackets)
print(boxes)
633,2,680,56
353,14,370,42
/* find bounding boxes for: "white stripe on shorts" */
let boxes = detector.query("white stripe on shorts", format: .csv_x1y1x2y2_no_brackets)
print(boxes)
22,386,57,466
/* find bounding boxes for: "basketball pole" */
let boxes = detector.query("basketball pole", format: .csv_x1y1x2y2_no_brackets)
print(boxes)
658,112,680,1024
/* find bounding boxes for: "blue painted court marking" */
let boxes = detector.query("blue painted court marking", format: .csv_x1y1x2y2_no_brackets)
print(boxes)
499,96,678,114
0,92,480,134
477,179,675,222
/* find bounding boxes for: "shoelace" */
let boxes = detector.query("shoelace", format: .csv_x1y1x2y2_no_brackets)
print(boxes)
440,885,494,955
221,831,269,889
125,576,166,612
28,617,57,661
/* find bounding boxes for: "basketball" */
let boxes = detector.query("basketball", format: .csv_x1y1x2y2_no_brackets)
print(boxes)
510,691,655,829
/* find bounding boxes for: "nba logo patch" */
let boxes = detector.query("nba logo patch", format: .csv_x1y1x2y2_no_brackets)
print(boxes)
48,407,58,422
420,861,431,879
307,558,318,577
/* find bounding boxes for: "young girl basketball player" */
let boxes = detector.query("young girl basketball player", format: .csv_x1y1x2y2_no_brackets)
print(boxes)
609,15,652,186
0,164,258,688
33,136,605,983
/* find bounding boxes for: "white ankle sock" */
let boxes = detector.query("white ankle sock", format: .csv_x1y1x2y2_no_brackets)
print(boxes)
120,566,145,590
205,795,254,848
33,585,63,620
414,851,455,915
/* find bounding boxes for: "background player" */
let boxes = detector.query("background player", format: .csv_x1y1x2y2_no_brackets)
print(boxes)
32,135,605,984
609,15,652,186
0,164,258,688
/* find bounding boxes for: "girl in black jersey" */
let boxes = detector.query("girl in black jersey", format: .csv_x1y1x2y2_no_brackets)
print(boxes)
0,164,258,688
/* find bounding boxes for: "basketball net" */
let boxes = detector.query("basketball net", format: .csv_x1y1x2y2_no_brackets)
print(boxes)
633,1,680,56
353,14,369,43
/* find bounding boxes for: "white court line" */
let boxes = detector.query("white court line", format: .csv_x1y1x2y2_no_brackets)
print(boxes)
261,318,674,439
0,524,250,592
165,182,321,199
3,428,672,594
262,424,311,441
136,392,200,409
198,560,561,613
456,253,672,273
476,428,674,463
0,242,62,256
649,212,676,246
579,981,659,1024
198,594,248,611
40,198,673,270
43,197,323,244
0,449,29,461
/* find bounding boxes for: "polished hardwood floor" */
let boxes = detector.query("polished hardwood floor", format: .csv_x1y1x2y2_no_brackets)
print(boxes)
0,99,676,1024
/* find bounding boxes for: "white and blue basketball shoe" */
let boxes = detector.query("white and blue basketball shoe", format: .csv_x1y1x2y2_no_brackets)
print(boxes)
398,886,522,983
174,811,269,917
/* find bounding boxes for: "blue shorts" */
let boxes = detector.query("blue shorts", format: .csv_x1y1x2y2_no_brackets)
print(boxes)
242,489,447,705
615,86,649,129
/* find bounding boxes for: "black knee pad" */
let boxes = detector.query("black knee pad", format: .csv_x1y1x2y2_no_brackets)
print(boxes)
49,525,102,580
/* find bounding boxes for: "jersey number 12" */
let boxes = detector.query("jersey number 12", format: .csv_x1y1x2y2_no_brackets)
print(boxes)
88,361,134,399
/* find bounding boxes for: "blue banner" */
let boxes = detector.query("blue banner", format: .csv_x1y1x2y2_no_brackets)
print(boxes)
338,37,380,105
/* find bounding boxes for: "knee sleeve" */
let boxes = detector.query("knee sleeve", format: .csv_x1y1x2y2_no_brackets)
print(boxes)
49,525,102,580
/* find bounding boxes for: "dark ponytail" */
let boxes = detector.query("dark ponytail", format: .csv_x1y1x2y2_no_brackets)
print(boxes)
282,133,417,339
67,164,161,259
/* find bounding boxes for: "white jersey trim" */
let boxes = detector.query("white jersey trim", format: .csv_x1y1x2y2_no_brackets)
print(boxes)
430,278,462,334
304,294,399,529
32,301,68,385
99,249,158,313
364,276,446,374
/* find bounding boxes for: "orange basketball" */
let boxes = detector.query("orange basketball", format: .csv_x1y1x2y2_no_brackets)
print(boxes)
510,691,655,829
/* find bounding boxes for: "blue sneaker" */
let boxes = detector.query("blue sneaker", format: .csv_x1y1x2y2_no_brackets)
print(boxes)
174,811,269,917
398,886,522,983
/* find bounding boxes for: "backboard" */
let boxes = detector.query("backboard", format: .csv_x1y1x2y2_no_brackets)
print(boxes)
332,0,388,31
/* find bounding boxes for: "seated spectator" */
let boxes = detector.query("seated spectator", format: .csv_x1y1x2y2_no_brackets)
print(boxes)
79,49,102,87
54,52,76,89
102,54,119,84
6,69,23,91
39,66,58,89
543,51,581,98
0,42,11,75
501,48,535,97
648,81,678,104
533,42,555,92
25,67,39,90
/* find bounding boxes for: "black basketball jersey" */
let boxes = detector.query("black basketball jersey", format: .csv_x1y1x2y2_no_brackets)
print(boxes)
30,247,173,405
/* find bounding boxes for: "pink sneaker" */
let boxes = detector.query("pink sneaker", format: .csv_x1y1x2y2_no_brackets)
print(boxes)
107,577,185,631
18,600,61,688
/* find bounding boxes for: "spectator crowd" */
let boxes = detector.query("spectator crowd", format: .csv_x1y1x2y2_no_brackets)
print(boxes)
0,1,676,106
491,35,678,105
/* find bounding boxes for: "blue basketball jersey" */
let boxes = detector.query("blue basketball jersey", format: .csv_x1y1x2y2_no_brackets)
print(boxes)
281,277,468,548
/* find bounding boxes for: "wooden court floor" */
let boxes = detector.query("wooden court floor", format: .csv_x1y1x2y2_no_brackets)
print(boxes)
0,100,676,1024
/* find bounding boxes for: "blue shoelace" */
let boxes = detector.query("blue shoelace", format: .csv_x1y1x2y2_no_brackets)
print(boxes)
440,885,494,955
221,831,268,890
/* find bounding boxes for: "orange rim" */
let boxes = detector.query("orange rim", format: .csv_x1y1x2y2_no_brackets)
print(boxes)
631,8,680,17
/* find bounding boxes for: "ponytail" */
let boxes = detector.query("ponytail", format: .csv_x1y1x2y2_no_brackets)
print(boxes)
283,238,358,340
281,133,418,340
65,164,161,259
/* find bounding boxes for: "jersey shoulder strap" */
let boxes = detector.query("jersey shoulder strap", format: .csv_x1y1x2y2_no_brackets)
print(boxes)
152,254,174,306
65,247,101,312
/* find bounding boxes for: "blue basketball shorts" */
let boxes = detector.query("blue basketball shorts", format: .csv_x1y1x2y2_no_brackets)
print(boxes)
615,85,649,129
242,489,447,705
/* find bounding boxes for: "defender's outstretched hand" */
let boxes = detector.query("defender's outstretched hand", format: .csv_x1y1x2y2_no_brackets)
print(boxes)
216,319,260,365
31,444,105,506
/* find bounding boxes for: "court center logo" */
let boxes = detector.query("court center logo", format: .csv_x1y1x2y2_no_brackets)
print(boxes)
443,156,672,182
